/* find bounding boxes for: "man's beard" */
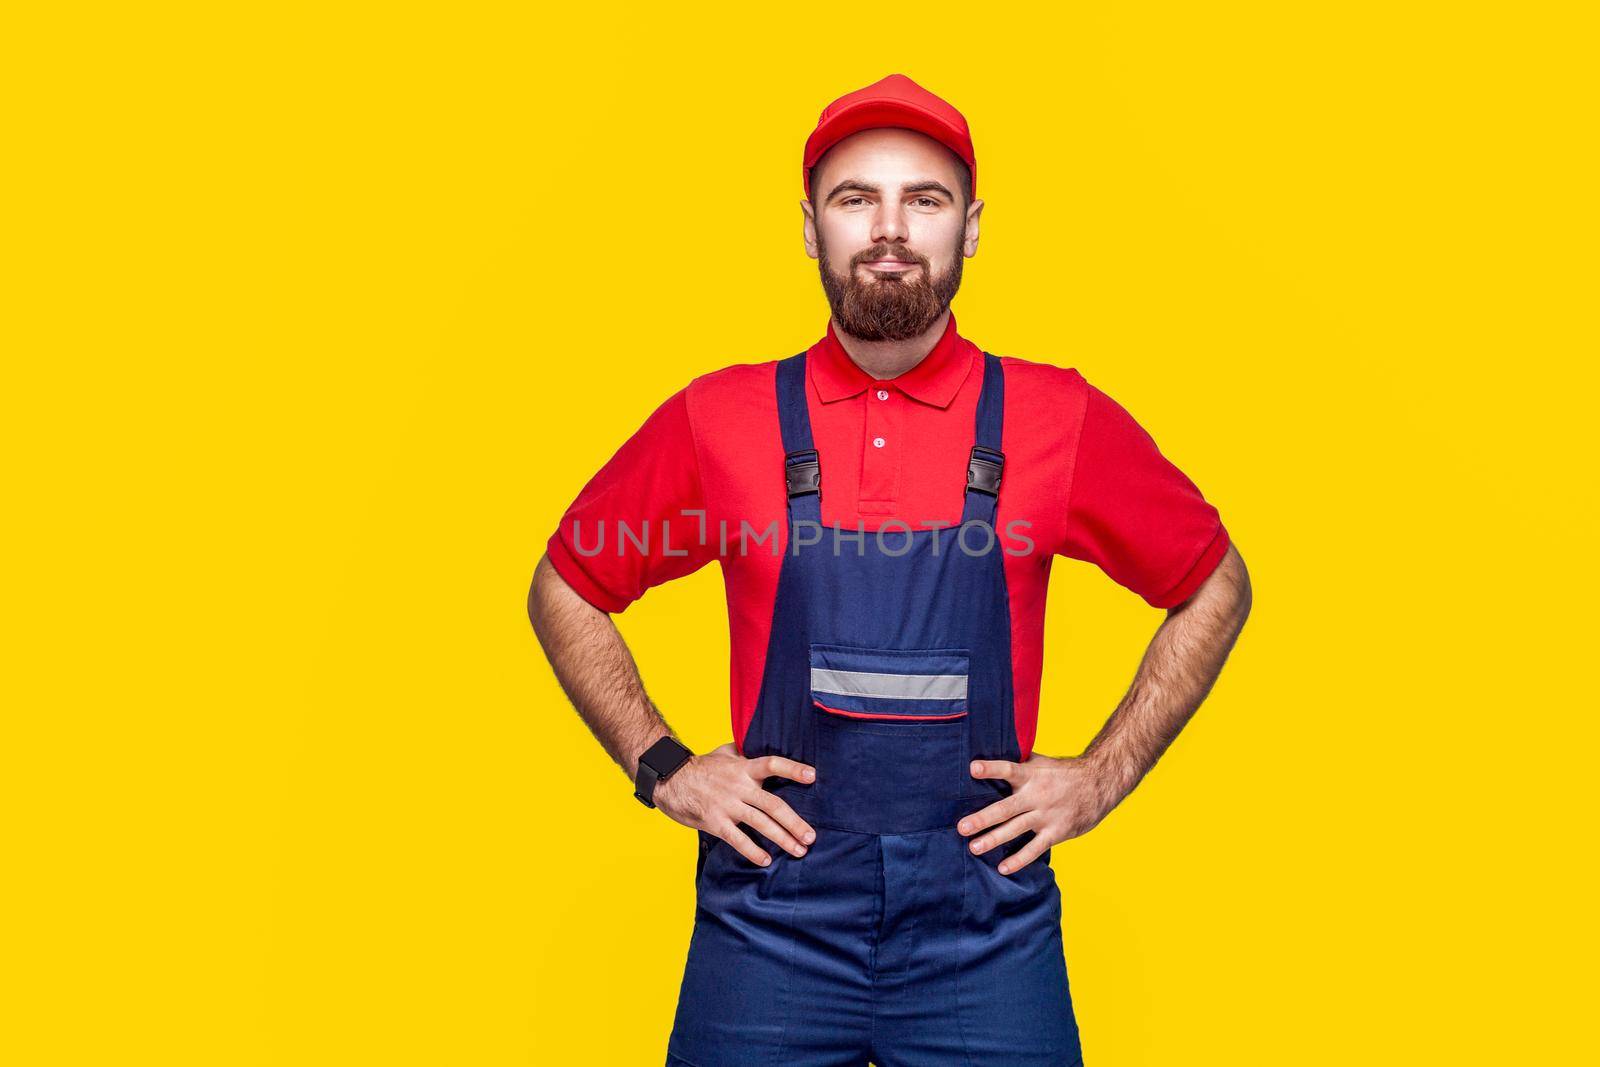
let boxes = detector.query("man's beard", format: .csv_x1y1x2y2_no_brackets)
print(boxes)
816,234,964,342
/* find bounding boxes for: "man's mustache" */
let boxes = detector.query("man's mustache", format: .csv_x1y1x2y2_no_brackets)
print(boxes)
854,250,924,265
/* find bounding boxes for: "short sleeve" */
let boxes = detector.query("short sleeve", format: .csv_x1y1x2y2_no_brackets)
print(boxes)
544,386,716,613
1061,382,1229,608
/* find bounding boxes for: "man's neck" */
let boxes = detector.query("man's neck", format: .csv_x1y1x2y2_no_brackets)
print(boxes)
832,310,950,380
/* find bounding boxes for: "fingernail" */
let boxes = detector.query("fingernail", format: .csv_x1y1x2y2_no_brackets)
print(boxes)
971,840,985,853
803,831,815,844
803,768,815,781
957,820,970,834
970,761,981,774
760,854,771,866
793,846,806,856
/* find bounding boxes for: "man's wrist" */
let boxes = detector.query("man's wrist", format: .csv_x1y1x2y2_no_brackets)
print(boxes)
651,753,695,803
1077,748,1139,805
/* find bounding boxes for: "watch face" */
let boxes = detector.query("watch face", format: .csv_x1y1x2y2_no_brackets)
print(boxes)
645,738,690,774
637,738,688,809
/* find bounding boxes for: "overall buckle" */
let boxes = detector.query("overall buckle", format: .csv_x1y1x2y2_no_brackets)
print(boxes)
785,449,821,498
966,445,1004,497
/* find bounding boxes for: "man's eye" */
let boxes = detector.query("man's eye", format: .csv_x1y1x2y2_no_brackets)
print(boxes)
914,197,938,207
842,196,866,206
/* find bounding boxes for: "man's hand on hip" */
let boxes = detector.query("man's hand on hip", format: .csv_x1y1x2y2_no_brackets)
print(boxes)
653,742,818,868
957,755,1123,875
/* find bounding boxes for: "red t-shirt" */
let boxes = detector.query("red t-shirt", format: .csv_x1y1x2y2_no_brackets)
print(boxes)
545,312,1229,759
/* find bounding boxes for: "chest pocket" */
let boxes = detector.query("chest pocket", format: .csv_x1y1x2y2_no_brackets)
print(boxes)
809,643,970,721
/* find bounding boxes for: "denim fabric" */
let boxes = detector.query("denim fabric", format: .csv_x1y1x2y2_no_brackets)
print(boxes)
666,353,1084,1067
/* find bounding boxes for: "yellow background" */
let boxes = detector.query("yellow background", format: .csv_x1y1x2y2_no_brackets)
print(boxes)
5,3,1595,1064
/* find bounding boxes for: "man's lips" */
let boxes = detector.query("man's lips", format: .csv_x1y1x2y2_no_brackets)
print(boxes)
861,259,919,272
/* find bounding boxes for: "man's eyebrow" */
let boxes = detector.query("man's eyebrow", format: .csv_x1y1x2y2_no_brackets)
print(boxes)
824,179,879,201
824,179,956,202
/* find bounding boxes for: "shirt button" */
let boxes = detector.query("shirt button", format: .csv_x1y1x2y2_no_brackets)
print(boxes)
876,389,889,401
873,437,886,448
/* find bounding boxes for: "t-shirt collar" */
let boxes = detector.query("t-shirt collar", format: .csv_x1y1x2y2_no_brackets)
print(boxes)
809,311,976,408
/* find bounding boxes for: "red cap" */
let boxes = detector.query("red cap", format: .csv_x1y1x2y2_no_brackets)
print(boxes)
802,73,976,201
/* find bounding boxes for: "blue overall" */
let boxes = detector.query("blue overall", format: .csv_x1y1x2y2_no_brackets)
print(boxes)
666,352,1084,1067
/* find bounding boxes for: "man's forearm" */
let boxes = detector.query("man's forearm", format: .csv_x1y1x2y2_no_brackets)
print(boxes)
526,553,676,783
1080,542,1253,799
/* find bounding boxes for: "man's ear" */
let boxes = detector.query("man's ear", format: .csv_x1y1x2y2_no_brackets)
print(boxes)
963,198,984,257
801,199,820,259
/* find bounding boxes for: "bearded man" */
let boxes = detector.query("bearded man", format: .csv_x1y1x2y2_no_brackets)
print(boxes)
528,73,1251,1067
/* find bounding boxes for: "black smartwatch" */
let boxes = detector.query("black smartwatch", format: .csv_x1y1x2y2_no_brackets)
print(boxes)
633,735,694,808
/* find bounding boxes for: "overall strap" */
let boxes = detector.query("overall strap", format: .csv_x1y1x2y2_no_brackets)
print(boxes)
775,353,822,523
960,352,1006,525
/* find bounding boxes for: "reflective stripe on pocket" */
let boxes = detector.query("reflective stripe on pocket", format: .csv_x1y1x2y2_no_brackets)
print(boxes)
809,644,970,720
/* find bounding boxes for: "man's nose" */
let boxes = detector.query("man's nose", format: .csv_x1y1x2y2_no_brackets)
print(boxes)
869,202,909,243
